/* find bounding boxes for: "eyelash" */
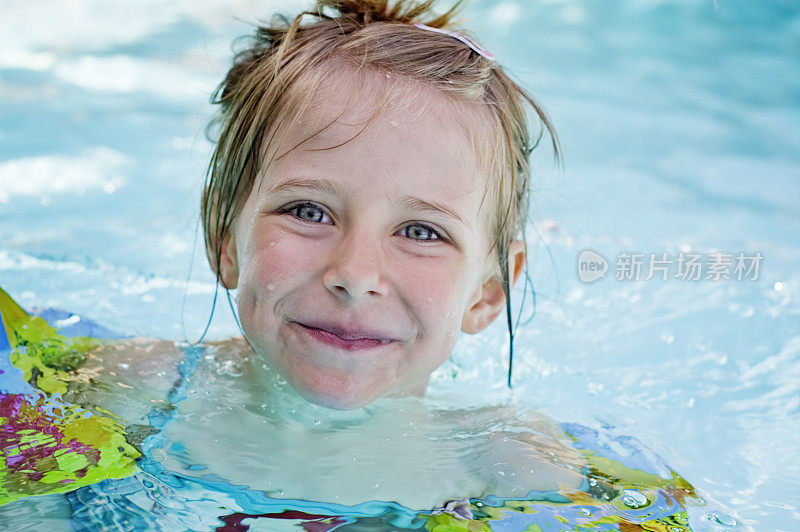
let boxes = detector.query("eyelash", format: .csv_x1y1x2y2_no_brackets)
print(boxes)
280,202,447,243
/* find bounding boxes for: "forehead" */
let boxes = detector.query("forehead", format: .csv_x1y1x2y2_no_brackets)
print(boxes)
262,68,492,209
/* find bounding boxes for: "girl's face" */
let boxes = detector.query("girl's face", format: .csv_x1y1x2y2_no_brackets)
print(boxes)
215,76,520,409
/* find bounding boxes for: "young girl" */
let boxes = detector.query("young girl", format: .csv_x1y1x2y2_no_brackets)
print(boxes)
199,0,551,411
0,0,701,527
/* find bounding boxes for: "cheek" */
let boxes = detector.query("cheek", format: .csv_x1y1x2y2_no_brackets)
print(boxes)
398,256,471,330
240,227,326,292
237,229,329,347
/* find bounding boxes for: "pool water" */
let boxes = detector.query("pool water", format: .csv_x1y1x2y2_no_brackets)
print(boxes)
1,0,798,530
0,292,710,530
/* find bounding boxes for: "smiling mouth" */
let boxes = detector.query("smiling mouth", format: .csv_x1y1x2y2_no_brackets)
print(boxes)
292,322,394,351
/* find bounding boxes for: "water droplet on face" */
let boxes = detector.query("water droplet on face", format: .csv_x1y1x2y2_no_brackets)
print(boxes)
267,284,275,291
269,241,276,247
620,489,648,508
668,526,684,532
578,507,592,516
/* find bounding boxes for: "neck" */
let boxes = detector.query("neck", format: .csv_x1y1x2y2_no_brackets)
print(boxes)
388,375,430,399
241,353,427,428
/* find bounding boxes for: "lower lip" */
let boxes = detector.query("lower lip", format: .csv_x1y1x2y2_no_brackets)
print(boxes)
293,323,392,351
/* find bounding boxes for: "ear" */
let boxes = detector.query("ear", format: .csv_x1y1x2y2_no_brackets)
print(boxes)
205,227,239,290
203,187,240,289
461,240,526,334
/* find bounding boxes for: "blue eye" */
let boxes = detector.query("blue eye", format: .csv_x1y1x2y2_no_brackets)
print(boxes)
286,202,329,223
402,223,441,241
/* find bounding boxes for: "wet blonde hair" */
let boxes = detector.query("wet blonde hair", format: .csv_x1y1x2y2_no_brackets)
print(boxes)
201,0,559,384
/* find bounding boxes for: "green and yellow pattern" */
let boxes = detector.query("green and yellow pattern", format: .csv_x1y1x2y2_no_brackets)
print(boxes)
0,287,140,506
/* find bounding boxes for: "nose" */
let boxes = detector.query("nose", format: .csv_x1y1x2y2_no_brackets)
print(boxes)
323,229,390,302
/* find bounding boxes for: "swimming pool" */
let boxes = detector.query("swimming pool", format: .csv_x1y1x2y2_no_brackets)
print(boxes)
1,0,797,529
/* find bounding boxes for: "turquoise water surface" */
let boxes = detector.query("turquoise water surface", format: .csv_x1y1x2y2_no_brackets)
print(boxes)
0,0,798,529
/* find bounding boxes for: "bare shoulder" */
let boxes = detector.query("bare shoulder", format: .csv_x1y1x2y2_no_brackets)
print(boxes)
475,404,588,495
65,337,187,426
204,335,253,359
79,337,185,386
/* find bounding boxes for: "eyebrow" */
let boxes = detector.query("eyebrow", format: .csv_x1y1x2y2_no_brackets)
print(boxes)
398,196,466,227
264,177,348,199
265,177,466,226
